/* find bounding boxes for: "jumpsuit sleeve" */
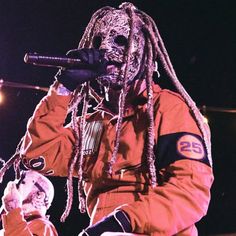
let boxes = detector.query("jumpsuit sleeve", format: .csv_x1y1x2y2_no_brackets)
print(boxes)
20,87,76,177
28,218,58,236
120,92,214,235
1,208,58,236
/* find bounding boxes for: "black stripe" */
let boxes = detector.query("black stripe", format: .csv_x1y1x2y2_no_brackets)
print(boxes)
154,132,211,170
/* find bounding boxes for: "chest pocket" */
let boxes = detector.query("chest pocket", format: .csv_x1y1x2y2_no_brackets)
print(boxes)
83,120,104,156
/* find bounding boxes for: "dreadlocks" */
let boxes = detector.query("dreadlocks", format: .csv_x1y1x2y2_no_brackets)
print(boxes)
0,2,212,223
63,2,212,221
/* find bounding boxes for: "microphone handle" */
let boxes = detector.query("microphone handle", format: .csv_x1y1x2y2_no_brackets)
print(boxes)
24,53,98,69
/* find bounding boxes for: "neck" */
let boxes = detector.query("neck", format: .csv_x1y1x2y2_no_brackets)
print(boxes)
103,79,147,114
22,203,46,217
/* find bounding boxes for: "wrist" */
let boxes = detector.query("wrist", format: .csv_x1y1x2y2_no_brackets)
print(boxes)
53,81,72,96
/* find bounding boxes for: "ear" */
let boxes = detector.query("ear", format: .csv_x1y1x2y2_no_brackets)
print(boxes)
36,191,46,200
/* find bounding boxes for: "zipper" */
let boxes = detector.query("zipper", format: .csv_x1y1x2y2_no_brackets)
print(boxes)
115,163,144,179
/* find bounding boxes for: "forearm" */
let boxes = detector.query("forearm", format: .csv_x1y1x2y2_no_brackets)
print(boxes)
20,84,75,176
24,84,72,148
120,161,214,235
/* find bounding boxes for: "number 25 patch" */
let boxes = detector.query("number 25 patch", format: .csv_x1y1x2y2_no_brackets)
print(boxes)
177,134,205,160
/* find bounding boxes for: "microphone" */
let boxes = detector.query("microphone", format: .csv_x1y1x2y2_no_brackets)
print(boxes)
24,52,101,69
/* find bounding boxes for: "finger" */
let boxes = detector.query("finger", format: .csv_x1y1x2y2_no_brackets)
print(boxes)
10,182,17,191
78,49,90,63
89,49,106,64
88,49,96,64
78,49,102,64
4,181,14,193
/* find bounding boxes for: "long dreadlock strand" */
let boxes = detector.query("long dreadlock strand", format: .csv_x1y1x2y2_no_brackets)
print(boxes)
60,163,74,222
137,11,158,60
107,3,136,175
141,11,175,76
60,112,80,222
144,37,157,187
61,7,116,220
120,9,159,186
76,86,90,214
88,85,103,104
141,18,174,81
155,31,211,163
68,84,89,115
60,87,85,222
0,136,24,183
142,12,212,163
0,154,19,183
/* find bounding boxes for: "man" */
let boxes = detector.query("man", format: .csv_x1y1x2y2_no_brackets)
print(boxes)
19,2,214,235
0,170,58,236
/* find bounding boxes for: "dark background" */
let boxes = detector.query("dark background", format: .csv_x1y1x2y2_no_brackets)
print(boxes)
0,0,236,235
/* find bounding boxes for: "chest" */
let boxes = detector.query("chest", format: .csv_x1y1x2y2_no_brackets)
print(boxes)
82,110,160,179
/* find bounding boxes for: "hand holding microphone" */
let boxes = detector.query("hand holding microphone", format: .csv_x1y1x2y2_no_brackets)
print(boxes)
55,48,108,91
24,48,108,92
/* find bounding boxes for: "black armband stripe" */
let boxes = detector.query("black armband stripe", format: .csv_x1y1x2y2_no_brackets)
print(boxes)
84,210,131,235
155,132,211,170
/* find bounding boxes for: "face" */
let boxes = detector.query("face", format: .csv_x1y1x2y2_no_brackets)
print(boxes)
90,9,145,89
16,170,54,206
16,171,36,200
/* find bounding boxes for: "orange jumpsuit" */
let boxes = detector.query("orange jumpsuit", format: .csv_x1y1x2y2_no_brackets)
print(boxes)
20,84,214,235
1,208,58,236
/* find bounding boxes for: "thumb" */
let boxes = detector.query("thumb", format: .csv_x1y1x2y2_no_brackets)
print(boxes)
4,181,14,195
4,181,20,198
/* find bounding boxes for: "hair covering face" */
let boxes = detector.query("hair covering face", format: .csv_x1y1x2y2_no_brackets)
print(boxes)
90,9,146,89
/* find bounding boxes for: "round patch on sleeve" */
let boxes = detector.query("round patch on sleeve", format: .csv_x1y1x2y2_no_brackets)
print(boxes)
177,134,205,160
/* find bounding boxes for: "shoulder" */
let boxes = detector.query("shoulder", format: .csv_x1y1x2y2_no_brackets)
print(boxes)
153,85,187,112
